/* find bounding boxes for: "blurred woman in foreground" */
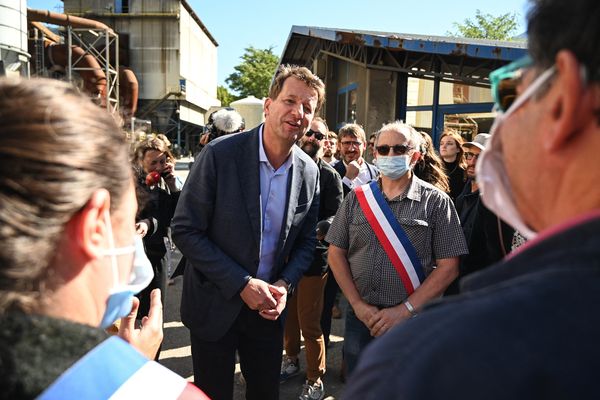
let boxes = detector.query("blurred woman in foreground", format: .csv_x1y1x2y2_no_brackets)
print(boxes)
0,78,207,399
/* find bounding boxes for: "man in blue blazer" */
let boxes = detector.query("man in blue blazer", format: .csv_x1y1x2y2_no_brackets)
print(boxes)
172,65,324,400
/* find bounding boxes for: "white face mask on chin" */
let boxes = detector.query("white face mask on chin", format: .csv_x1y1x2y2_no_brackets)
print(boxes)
476,65,556,240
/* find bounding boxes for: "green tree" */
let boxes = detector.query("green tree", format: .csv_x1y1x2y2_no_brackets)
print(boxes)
447,10,519,41
217,85,235,106
226,46,279,99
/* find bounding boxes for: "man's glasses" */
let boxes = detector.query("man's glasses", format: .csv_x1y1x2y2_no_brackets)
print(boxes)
464,152,480,161
490,56,533,112
305,129,325,141
375,144,413,156
340,140,362,148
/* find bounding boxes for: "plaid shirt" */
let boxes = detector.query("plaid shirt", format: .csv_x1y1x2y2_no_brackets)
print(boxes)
326,176,468,307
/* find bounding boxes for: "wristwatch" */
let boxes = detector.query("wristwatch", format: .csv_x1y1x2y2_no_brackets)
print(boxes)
404,300,418,317
280,277,293,295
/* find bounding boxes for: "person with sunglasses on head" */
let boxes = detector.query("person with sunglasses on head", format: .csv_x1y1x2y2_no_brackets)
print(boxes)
326,121,467,377
444,134,514,296
332,123,379,197
343,1,600,399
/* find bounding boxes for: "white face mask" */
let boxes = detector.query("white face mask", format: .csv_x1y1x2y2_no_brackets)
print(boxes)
99,212,153,329
476,65,556,239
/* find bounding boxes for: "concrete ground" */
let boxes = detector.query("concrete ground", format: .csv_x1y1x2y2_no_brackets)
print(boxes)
159,159,348,399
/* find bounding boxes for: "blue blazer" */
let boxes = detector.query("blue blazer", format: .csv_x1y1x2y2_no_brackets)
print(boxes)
171,126,320,341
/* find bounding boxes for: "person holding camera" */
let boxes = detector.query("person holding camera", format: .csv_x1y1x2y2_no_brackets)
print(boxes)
133,136,181,352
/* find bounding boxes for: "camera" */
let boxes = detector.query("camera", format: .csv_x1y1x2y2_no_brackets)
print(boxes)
160,169,170,178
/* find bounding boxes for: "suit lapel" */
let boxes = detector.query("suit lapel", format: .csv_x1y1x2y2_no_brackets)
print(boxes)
237,127,262,250
279,148,305,247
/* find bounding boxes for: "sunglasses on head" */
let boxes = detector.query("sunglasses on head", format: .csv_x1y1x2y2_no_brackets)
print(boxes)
375,144,413,156
490,56,533,113
305,129,325,141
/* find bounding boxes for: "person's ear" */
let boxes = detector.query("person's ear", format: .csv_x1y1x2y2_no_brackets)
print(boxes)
71,189,112,260
545,50,590,152
263,97,272,118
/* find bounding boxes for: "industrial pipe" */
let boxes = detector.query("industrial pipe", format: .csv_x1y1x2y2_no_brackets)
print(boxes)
46,43,107,100
27,8,114,34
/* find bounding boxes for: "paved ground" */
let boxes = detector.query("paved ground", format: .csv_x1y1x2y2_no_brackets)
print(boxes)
159,159,348,400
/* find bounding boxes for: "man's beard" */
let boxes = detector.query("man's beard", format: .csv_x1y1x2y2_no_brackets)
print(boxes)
323,148,333,157
301,142,321,159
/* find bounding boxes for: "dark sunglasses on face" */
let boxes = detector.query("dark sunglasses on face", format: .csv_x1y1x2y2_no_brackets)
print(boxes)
464,152,480,161
375,144,413,156
490,56,533,113
305,129,325,141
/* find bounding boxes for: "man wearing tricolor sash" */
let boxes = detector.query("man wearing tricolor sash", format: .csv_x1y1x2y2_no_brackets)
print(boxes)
326,121,467,376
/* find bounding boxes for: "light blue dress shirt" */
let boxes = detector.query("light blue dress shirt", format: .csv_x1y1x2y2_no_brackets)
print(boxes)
257,126,294,281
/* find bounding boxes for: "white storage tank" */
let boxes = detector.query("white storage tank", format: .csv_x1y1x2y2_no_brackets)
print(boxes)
0,0,29,77
230,95,265,130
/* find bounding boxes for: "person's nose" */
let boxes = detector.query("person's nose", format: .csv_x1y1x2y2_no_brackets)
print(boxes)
291,102,304,119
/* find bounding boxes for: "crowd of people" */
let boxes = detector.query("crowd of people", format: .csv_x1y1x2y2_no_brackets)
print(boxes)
1,0,600,399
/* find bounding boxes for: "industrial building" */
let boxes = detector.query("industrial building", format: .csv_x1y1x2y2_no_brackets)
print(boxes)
279,26,527,149
0,0,220,153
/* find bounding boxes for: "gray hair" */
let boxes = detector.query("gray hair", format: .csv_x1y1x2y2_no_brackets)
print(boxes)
375,121,424,150
212,109,244,134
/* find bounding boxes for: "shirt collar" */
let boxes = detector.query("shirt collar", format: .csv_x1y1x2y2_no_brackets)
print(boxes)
380,174,422,202
258,124,294,171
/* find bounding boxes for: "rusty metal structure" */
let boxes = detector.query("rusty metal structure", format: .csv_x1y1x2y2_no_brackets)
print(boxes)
280,26,527,145
27,8,122,117
62,0,220,153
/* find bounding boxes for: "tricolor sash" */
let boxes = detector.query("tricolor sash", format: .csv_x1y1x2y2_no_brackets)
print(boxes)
38,336,208,400
355,181,425,295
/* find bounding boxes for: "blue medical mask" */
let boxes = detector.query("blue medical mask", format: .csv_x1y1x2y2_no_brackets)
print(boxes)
99,213,153,329
375,155,411,180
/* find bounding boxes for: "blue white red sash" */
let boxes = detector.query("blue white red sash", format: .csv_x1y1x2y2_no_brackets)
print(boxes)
38,336,208,400
355,181,425,294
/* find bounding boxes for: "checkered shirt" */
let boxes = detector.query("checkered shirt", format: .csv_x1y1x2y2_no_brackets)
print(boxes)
326,176,468,307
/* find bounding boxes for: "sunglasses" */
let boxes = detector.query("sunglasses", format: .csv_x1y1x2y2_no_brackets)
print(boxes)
464,152,480,161
490,56,533,113
375,144,413,156
305,129,325,141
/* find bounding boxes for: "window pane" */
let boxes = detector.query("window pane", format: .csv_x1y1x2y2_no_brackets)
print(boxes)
439,82,493,105
443,112,496,141
406,110,433,130
407,77,434,106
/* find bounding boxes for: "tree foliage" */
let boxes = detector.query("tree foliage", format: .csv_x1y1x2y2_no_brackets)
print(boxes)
447,10,519,41
217,85,235,106
226,46,279,99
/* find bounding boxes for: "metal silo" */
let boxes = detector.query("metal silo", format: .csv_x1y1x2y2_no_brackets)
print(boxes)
0,0,30,77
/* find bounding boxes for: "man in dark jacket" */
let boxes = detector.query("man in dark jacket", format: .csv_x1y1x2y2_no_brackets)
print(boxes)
281,117,343,400
343,1,600,398
445,134,513,295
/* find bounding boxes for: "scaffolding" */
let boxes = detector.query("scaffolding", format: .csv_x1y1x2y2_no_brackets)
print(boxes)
66,26,119,116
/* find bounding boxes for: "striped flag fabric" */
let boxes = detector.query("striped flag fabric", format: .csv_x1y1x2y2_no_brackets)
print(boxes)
38,336,209,400
355,181,425,294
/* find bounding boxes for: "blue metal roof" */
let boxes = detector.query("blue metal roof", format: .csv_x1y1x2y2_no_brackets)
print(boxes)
289,26,527,61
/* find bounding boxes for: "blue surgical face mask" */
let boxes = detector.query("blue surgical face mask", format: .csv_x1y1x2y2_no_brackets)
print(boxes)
99,213,153,329
375,155,411,180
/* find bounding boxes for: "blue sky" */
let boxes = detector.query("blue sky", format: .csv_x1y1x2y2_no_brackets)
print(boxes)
27,0,530,88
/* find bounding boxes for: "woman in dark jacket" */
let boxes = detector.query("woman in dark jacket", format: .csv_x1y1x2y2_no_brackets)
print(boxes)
133,137,181,323
439,130,467,202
